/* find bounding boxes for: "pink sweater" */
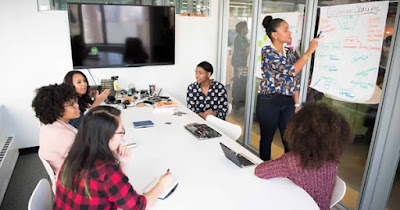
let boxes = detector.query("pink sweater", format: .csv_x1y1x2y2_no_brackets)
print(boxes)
38,120,77,179
255,152,337,210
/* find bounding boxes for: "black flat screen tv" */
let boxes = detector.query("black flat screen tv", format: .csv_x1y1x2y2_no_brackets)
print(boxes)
68,3,175,69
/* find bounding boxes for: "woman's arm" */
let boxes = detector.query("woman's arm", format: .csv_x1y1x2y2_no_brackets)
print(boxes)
116,144,132,174
105,165,147,210
144,173,173,207
186,85,198,114
90,89,110,109
255,154,289,179
292,38,319,74
205,84,228,120
294,91,300,113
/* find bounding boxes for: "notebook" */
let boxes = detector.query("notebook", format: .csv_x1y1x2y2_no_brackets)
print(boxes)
184,123,222,140
143,176,179,200
133,120,154,128
220,142,255,168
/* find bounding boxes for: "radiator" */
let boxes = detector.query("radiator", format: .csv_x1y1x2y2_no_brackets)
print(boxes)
0,136,19,205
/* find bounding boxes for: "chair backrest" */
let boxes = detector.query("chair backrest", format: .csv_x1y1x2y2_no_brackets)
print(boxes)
28,179,53,210
38,154,56,188
330,176,346,208
206,115,242,141
227,103,232,116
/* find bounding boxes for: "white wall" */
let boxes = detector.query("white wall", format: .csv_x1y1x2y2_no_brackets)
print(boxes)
0,0,220,148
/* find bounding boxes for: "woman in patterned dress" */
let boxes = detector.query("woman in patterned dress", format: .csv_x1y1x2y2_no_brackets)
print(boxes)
257,16,319,161
187,61,228,120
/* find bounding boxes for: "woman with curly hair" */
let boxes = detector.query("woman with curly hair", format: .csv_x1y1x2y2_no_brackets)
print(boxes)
254,103,352,210
63,70,110,128
32,84,80,179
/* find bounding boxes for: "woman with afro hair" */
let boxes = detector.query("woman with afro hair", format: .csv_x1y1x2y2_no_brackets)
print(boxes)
255,103,352,210
32,83,80,180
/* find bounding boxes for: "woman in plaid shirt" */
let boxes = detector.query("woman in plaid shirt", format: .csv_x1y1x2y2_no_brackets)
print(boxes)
55,106,173,210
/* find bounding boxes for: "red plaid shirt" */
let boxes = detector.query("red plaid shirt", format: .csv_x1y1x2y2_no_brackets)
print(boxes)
54,160,147,210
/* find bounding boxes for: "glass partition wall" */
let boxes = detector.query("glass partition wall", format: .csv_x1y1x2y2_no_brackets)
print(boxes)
223,0,253,142
303,1,398,209
219,0,400,209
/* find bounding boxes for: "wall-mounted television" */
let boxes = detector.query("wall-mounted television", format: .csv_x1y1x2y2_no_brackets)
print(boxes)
68,3,175,69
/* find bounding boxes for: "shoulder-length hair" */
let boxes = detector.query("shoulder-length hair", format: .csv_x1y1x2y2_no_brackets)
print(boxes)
284,102,352,169
63,70,93,108
60,106,121,196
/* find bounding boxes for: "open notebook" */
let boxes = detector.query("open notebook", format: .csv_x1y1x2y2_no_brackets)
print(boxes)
184,123,222,140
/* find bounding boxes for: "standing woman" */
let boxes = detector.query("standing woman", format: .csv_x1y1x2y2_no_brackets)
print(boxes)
257,16,319,161
187,61,228,120
63,70,110,128
231,21,250,110
55,106,173,209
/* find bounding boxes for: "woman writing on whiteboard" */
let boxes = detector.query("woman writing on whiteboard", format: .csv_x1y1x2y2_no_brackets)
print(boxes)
63,70,110,129
257,16,319,161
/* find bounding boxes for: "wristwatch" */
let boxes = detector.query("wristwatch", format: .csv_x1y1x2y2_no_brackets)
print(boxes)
294,104,301,108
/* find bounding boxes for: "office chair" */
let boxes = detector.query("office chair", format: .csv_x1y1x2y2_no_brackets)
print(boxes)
330,176,346,208
227,103,233,116
28,179,52,210
206,115,242,141
38,154,56,193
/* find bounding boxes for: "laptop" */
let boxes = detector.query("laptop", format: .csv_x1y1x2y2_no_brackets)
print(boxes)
220,142,255,167
184,123,222,140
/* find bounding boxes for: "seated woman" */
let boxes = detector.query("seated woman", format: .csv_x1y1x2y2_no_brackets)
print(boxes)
63,70,110,129
31,84,80,179
187,61,228,120
254,103,351,210
55,106,173,209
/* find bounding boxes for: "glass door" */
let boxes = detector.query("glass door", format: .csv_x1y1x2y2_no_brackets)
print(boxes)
304,1,398,209
248,0,307,157
223,0,254,142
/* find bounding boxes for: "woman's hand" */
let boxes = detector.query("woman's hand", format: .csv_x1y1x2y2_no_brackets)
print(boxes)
157,172,173,191
95,89,111,103
295,107,300,113
306,38,319,55
204,110,216,117
117,144,132,166
90,89,111,109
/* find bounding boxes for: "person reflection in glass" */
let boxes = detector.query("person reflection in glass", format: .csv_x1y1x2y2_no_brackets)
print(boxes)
231,21,250,111
123,37,149,64
71,35,88,67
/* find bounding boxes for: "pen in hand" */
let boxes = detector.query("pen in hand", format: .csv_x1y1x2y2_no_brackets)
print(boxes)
316,31,323,38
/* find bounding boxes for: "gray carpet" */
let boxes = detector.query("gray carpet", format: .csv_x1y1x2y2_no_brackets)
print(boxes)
0,151,48,210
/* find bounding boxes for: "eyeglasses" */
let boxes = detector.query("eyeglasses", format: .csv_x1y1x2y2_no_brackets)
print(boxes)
64,98,78,107
115,127,126,136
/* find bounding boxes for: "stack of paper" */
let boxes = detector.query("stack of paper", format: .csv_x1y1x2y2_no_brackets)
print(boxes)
154,101,178,108
153,101,178,113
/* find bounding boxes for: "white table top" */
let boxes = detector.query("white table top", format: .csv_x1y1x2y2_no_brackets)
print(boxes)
118,100,319,210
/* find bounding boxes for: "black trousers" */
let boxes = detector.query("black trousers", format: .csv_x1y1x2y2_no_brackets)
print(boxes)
256,94,295,161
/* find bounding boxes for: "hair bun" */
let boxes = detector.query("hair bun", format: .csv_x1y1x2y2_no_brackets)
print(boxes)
262,16,273,29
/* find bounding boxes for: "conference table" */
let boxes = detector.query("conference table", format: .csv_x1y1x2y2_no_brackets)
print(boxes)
118,98,319,210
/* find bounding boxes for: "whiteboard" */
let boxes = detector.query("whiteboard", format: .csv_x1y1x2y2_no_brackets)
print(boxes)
310,1,389,102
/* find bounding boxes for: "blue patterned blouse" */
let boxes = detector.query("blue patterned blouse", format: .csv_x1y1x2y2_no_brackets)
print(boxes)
186,80,228,120
258,45,300,96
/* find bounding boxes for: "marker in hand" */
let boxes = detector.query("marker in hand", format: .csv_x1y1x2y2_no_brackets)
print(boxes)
316,31,323,38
